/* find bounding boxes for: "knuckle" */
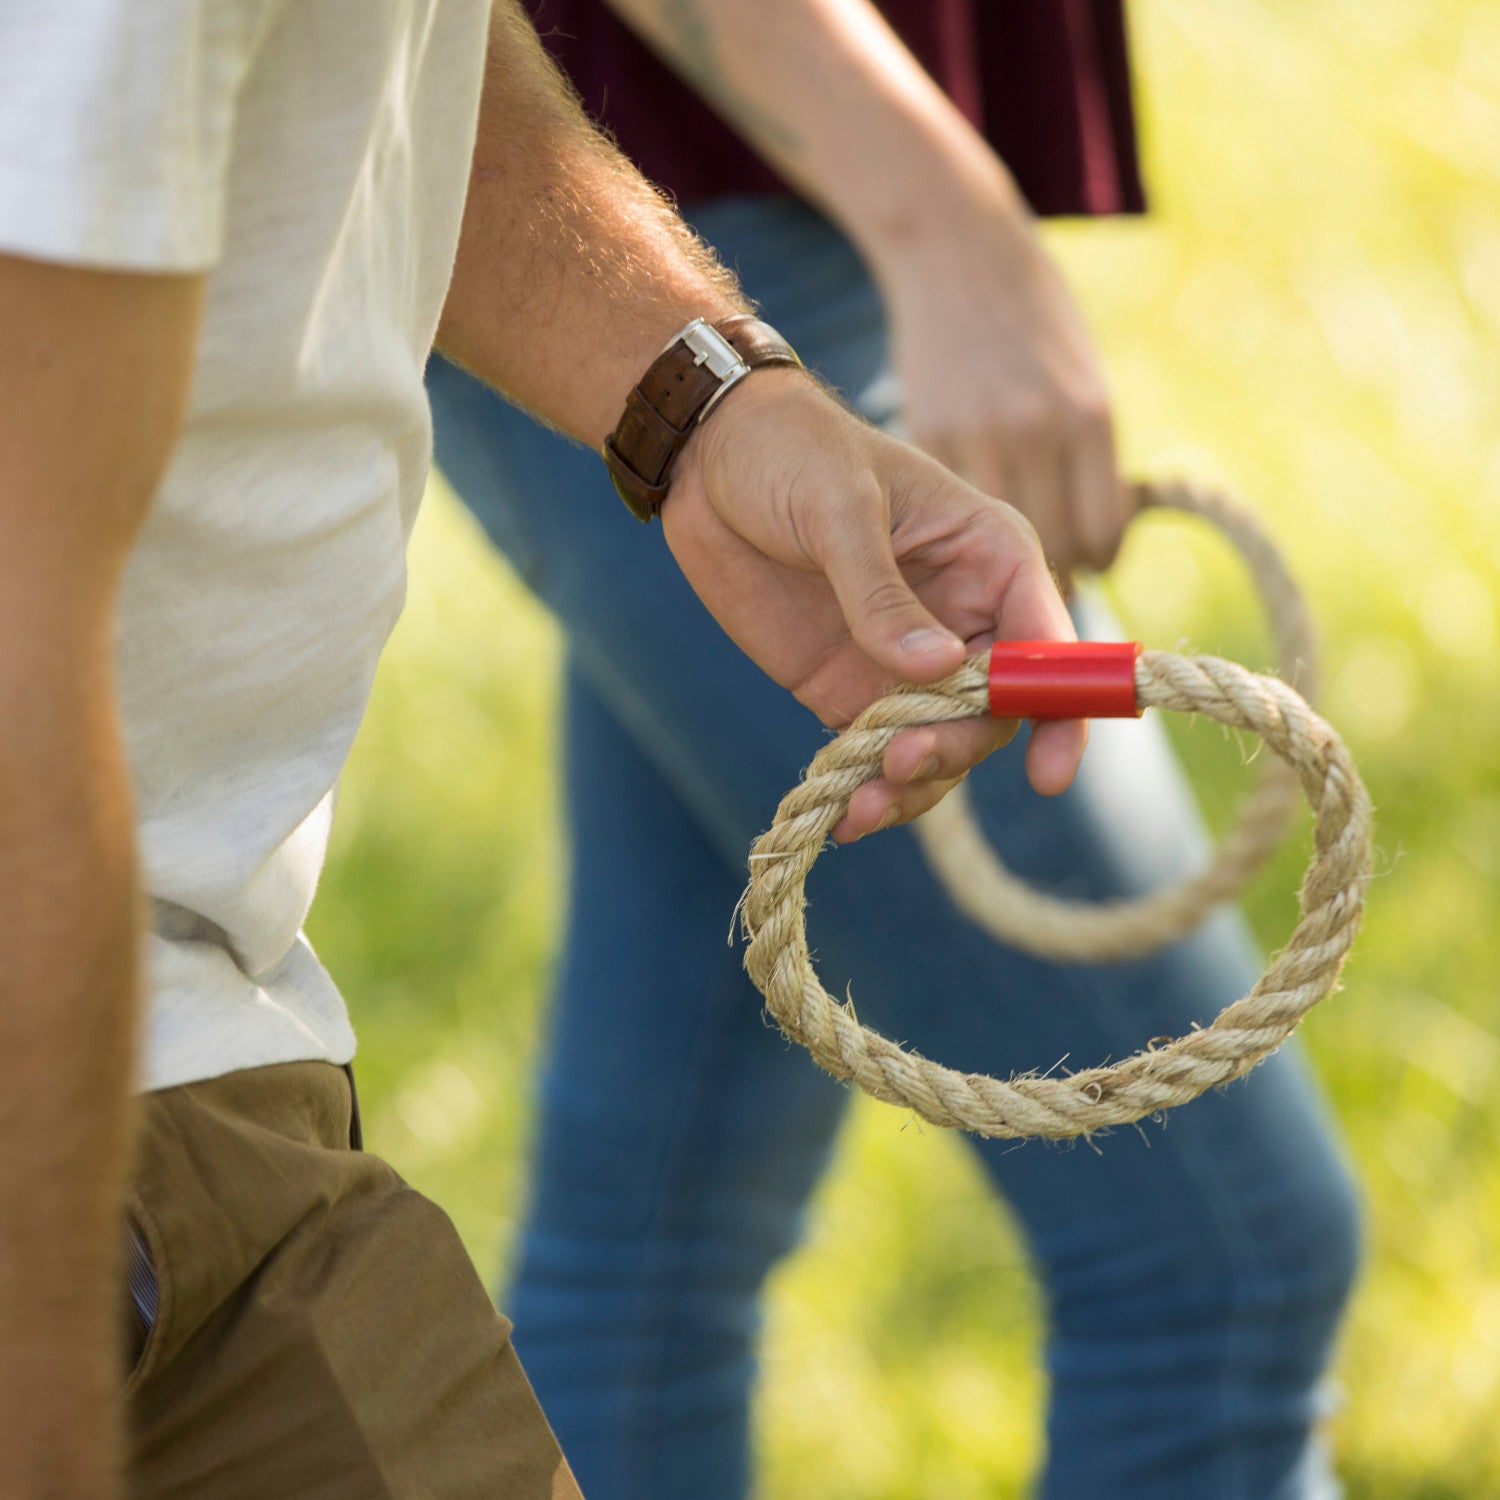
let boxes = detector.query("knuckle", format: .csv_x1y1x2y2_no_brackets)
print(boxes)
1088,529,1124,570
1077,495,1125,551
1072,383,1113,432
822,472,891,527
1002,397,1055,445
1007,505,1047,558
861,576,916,619
805,482,883,556
1059,406,1097,445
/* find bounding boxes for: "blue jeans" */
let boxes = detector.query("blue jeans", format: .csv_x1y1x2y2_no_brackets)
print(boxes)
427,197,1360,1500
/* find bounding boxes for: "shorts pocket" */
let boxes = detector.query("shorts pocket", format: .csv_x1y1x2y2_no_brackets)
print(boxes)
122,1212,164,1393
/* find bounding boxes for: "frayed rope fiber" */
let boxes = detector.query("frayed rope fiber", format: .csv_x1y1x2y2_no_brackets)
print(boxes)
740,486,1373,1141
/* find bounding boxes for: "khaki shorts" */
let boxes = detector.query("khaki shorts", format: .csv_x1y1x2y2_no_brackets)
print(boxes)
122,1061,582,1500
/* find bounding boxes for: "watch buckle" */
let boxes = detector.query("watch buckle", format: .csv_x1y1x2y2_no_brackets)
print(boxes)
674,318,750,383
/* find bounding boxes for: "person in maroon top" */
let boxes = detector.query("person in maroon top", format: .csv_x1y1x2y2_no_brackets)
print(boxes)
539,1,1145,214
426,3,1360,1495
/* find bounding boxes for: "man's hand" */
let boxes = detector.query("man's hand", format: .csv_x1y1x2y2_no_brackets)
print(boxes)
439,3,1085,840
665,369,1087,841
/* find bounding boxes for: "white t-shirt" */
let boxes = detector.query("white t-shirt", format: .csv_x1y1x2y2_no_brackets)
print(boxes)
0,1,492,1090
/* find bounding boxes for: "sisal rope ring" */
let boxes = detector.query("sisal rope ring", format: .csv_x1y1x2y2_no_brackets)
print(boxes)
914,478,1318,961
741,650,1372,1140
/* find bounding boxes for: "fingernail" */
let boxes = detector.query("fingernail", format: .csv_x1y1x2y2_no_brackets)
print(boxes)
876,805,900,832
900,627,961,659
914,754,939,781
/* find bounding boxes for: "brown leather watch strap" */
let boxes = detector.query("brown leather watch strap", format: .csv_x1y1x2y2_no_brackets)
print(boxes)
604,315,801,523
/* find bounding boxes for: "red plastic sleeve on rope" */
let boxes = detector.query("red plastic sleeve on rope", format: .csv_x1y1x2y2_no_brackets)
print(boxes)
987,641,1143,720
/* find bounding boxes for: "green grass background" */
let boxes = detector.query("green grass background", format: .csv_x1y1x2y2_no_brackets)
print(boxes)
309,3,1500,1493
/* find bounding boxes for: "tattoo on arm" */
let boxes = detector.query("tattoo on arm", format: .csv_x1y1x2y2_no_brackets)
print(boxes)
661,0,804,161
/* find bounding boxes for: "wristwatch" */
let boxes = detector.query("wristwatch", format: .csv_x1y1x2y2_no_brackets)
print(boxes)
603,314,801,523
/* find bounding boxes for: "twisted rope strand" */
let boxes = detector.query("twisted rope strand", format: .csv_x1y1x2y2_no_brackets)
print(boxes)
741,649,1372,1140
913,479,1317,960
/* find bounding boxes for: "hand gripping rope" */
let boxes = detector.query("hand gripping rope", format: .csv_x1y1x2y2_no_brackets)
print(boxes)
916,479,1319,961
739,479,1373,1141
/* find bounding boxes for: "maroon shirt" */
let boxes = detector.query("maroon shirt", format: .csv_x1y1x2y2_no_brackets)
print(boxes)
527,0,1145,217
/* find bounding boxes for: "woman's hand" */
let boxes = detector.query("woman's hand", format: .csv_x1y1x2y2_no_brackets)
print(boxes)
880,203,1132,583
663,368,1087,841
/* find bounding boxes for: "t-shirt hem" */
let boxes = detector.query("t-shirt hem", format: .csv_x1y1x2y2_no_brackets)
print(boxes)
140,934,358,1094
142,1029,358,1096
0,159,224,272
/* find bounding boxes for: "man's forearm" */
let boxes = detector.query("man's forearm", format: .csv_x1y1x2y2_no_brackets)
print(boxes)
436,0,752,448
0,661,141,1495
601,0,1029,284
0,257,204,1496
438,3,1084,840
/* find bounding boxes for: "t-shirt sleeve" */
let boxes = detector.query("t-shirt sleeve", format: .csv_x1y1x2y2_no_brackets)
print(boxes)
0,2,269,271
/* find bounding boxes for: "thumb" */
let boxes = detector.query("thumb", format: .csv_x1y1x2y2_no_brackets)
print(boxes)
819,507,965,682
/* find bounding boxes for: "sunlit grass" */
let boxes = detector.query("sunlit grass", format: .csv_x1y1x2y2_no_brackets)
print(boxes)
311,3,1500,1493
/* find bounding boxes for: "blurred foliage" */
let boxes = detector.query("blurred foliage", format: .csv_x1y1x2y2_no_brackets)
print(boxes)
310,1,1500,1494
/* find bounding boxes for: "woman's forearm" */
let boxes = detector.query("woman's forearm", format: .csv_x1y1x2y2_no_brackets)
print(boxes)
602,0,1034,283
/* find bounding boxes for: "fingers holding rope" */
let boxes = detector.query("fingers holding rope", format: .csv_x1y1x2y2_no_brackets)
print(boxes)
832,492,1088,839
740,643,1373,1141
833,722,995,843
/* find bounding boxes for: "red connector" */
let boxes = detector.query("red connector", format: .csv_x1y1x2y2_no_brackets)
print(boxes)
987,641,1143,720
